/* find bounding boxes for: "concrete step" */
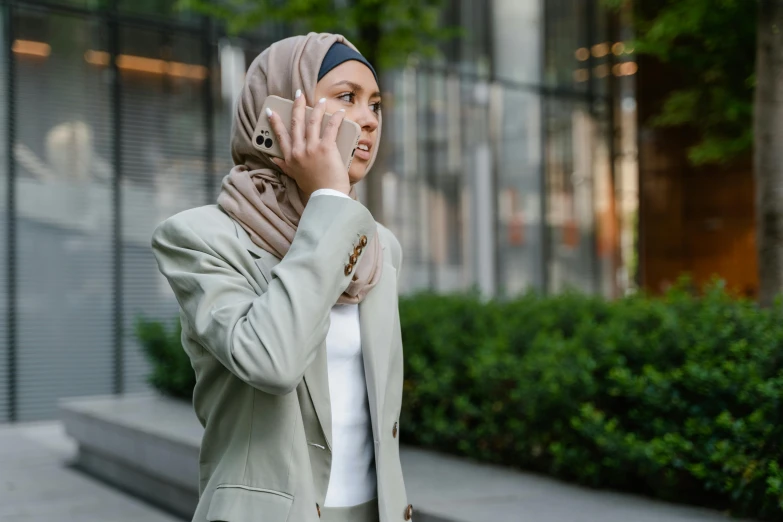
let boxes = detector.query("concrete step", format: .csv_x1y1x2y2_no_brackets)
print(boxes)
59,393,750,522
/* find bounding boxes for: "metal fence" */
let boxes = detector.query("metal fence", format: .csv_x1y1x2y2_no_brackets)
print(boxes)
0,0,227,422
0,0,622,422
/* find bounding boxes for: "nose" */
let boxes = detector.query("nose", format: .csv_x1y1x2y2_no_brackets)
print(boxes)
352,104,379,133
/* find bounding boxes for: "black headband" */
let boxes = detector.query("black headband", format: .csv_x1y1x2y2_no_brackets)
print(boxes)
318,42,379,85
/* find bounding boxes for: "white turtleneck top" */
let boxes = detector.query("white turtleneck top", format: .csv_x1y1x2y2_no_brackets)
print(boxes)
311,189,377,507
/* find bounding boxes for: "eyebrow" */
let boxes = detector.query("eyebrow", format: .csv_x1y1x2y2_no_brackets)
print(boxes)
330,80,381,98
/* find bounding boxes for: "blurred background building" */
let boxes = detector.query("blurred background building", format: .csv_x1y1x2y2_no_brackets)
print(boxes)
0,0,637,422
635,51,757,298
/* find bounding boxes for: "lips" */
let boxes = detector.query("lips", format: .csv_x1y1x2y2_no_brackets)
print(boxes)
354,138,373,161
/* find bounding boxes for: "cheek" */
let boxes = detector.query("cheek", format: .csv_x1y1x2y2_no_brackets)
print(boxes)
323,100,344,117
341,107,360,125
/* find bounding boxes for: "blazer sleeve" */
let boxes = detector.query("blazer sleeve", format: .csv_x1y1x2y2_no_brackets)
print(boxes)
151,195,376,395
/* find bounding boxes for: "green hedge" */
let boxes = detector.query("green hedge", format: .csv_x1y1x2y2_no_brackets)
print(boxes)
138,283,783,520
400,285,783,520
135,317,194,401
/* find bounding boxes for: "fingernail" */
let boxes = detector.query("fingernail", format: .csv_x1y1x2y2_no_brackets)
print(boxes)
265,107,273,118
295,89,301,99
319,98,326,104
338,109,346,112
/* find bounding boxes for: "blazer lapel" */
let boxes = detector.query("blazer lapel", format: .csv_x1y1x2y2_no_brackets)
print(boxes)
302,260,397,453
303,341,333,450
359,260,397,444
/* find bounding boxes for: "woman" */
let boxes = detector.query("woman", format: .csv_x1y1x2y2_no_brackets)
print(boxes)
152,33,411,522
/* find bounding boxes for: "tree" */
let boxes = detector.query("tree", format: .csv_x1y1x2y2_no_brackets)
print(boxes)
179,0,453,70
755,0,783,307
178,0,457,219
605,0,783,305
605,0,756,166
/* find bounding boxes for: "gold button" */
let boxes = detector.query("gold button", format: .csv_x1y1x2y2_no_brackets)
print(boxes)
316,503,321,517
352,274,359,282
344,264,353,276
350,254,358,265
404,504,413,520
360,235,368,247
392,421,398,438
354,245,363,256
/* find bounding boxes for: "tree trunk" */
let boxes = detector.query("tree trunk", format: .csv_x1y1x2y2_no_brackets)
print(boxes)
754,0,783,306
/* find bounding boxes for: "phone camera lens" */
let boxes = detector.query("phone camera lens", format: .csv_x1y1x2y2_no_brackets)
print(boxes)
255,135,264,146
264,138,273,148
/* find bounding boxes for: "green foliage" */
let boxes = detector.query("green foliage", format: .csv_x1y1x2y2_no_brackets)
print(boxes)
177,0,459,70
138,281,783,519
604,0,756,165
135,316,195,401
400,283,783,520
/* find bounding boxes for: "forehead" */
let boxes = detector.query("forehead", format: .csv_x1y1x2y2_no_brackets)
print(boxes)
317,60,380,94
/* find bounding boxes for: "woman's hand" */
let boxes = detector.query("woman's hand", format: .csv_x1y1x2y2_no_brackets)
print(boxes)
267,90,351,197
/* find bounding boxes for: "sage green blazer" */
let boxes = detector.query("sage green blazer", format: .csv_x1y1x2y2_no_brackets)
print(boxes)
151,195,410,522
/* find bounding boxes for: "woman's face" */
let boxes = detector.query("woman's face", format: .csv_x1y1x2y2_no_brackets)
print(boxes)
314,60,381,184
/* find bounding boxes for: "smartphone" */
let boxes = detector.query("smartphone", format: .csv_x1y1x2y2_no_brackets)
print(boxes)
253,95,362,172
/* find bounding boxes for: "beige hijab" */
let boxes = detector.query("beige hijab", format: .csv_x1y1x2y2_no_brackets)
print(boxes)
217,32,383,305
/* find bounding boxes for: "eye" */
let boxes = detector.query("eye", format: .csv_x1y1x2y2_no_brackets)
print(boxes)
371,101,382,114
337,92,355,103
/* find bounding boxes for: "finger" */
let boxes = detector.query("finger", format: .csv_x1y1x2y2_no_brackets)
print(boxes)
307,97,327,145
290,89,306,152
270,156,291,175
266,109,291,159
322,109,346,144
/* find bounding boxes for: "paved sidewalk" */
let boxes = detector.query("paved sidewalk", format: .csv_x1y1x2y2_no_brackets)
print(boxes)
0,421,179,522
0,421,750,522
401,446,746,522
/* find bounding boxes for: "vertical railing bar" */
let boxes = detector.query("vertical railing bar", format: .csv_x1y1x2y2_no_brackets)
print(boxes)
109,0,124,395
5,0,17,422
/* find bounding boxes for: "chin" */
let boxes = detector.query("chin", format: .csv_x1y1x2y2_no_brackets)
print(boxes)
348,162,369,184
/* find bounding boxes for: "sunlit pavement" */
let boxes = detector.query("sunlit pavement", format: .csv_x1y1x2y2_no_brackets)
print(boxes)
0,421,752,522
0,421,180,522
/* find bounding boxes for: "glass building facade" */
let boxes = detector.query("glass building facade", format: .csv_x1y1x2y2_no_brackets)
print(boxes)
0,0,635,421
380,0,634,299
